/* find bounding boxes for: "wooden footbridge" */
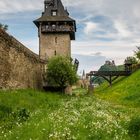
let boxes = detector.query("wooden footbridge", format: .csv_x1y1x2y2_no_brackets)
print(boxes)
87,63,133,86
87,70,132,86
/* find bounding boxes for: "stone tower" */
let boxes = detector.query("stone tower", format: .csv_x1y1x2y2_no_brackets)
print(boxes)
34,0,76,60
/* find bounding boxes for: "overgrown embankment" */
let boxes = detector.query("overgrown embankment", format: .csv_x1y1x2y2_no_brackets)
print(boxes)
95,69,140,107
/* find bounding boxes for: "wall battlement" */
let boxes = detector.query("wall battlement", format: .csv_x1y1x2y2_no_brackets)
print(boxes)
0,29,46,89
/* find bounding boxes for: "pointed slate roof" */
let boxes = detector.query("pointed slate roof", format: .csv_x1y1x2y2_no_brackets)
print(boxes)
34,0,75,27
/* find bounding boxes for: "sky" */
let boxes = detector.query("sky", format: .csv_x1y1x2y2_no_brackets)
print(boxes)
0,0,140,74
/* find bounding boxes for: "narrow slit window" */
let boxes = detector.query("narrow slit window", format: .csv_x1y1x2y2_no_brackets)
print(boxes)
54,50,56,55
55,37,57,44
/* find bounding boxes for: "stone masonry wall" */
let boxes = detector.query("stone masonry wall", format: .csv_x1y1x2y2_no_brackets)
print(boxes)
40,33,71,60
0,29,46,89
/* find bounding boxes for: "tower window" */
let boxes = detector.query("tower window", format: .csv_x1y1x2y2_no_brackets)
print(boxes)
52,11,57,16
55,37,57,44
54,50,57,56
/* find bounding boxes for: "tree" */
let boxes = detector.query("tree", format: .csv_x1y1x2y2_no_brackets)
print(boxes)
135,46,140,60
0,23,8,31
46,56,78,92
124,56,138,64
98,61,118,71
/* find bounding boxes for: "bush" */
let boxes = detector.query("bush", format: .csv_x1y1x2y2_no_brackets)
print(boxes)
128,116,140,138
134,47,140,60
17,108,30,122
46,56,78,92
124,56,138,64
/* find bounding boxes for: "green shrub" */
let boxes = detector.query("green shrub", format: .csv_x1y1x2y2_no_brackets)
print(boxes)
128,116,140,138
17,108,30,123
135,47,140,60
124,56,138,64
46,56,78,92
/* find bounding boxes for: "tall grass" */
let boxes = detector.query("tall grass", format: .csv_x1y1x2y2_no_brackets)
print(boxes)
0,88,139,140
95,70,140,107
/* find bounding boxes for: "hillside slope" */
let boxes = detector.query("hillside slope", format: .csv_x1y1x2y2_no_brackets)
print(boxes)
0,71,140,139
95,69,140,107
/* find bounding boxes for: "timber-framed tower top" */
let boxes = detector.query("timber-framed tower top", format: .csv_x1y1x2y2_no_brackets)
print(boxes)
34,0,76,40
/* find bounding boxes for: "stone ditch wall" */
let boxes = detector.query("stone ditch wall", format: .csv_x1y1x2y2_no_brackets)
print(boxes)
0,29,46,89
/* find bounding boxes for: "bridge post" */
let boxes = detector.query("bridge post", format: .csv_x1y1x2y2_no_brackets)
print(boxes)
87,76,94,94
109,75,112,87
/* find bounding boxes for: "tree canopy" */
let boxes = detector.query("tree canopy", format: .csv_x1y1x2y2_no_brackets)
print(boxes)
46,56,78,91
124,56,138,64
98,61,118,71
135,47,140,61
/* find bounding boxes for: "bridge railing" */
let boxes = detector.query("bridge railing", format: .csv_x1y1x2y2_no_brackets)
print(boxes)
87,71,132,77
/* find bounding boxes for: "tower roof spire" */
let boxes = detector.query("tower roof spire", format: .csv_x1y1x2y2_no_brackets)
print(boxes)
34,0,75,27
44,0,67,16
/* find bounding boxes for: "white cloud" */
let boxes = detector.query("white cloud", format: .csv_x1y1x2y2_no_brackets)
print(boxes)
114,20,131,38
72,40,135,66
84,22,98,35
0,0,44,13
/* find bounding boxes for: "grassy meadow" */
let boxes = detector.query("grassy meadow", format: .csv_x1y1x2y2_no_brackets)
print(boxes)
0,70,140,140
